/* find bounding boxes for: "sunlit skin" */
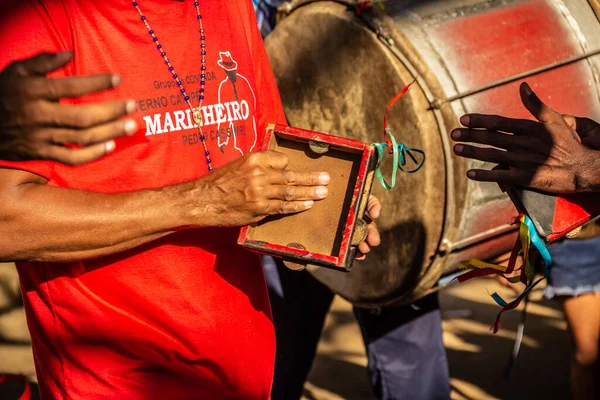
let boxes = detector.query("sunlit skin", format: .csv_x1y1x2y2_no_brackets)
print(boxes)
0,51,380,263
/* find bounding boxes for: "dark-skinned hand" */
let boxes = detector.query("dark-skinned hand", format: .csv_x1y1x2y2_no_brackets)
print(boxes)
0,51,137,165
452,82,600,193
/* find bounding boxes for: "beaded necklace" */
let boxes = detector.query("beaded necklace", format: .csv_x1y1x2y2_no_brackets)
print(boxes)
132,1,213,171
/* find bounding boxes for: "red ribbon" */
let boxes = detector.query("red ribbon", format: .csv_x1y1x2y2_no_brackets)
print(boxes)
383,80,416,153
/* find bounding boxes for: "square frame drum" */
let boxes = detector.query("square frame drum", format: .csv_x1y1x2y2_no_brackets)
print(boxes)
238,124,377,271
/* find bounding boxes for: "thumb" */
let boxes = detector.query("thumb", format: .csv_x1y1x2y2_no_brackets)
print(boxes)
5,51,73,77
519,82,560,124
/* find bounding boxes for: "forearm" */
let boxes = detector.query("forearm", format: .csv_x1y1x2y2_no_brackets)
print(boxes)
0,178,193,262
0,151,330,262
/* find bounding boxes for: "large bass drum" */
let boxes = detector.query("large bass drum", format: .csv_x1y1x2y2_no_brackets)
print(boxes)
266,0,600,307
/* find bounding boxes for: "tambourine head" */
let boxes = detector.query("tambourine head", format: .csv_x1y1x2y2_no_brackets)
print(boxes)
238,124,377,271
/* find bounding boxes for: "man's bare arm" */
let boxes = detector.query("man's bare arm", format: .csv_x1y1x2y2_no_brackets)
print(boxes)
0,169,191,262
0,151,331,262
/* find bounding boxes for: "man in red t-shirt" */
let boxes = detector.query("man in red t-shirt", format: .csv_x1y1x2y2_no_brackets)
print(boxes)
0,1,381,399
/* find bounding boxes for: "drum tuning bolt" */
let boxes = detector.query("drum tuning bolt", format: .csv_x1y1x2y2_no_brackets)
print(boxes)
283,242,308,271
309,140,330,155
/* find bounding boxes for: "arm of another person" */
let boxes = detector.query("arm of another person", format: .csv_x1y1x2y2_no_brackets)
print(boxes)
0,0,138,165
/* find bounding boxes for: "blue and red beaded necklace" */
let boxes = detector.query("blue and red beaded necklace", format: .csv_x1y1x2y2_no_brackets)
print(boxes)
132,1,213,171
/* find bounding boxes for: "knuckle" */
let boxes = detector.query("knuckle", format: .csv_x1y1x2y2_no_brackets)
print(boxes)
280,201,296,214
74,113,92,128
43,129,61,145
279,152,290,164
284,170,297,184
62,79,78,96
76,130,92,145
43,79,60,99
245,152,261,166
249,166,264,177
283,186,296,201
30,101,53,124
270,150,289,169
254,200,270,215
247,184,262,200
38,52,55,65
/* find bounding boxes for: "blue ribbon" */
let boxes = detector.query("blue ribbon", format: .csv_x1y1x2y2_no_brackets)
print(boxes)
372,129,425,190
522,215,553,272
489,215,553,308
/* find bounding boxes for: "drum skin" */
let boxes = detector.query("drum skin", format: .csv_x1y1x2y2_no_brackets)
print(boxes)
265,0,600,307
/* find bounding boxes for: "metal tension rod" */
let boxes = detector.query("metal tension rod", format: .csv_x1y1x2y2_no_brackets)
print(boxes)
429,47,600,109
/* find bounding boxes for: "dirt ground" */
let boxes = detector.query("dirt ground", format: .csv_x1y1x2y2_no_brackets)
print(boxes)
0,262,570,399
303,277,570,400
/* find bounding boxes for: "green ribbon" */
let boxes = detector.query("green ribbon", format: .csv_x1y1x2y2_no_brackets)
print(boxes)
372,129,425,190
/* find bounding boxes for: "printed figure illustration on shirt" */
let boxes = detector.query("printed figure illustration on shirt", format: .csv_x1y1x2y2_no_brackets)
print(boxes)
216,51,257,155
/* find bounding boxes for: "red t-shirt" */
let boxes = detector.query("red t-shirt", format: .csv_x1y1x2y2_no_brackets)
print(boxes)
0,1,286,398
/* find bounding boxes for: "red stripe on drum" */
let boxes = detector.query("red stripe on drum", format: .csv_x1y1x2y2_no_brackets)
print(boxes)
430,0,598,119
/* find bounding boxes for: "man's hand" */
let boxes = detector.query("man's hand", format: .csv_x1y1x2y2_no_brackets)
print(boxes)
0,51,137,165
355,195,382,260
451,82,600,193
186,151,330,227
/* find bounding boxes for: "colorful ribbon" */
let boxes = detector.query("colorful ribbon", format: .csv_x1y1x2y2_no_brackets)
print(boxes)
372,132,425,190
372,80,425,190
455,214,552,333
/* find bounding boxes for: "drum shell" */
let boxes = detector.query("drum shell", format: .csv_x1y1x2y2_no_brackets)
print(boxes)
266,0,600,307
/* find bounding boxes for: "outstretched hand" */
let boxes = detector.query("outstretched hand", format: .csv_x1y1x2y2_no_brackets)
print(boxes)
451,82,600,193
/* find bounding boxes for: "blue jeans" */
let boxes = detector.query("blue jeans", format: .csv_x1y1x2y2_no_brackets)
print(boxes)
544,236,600,298
263,257,450,400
